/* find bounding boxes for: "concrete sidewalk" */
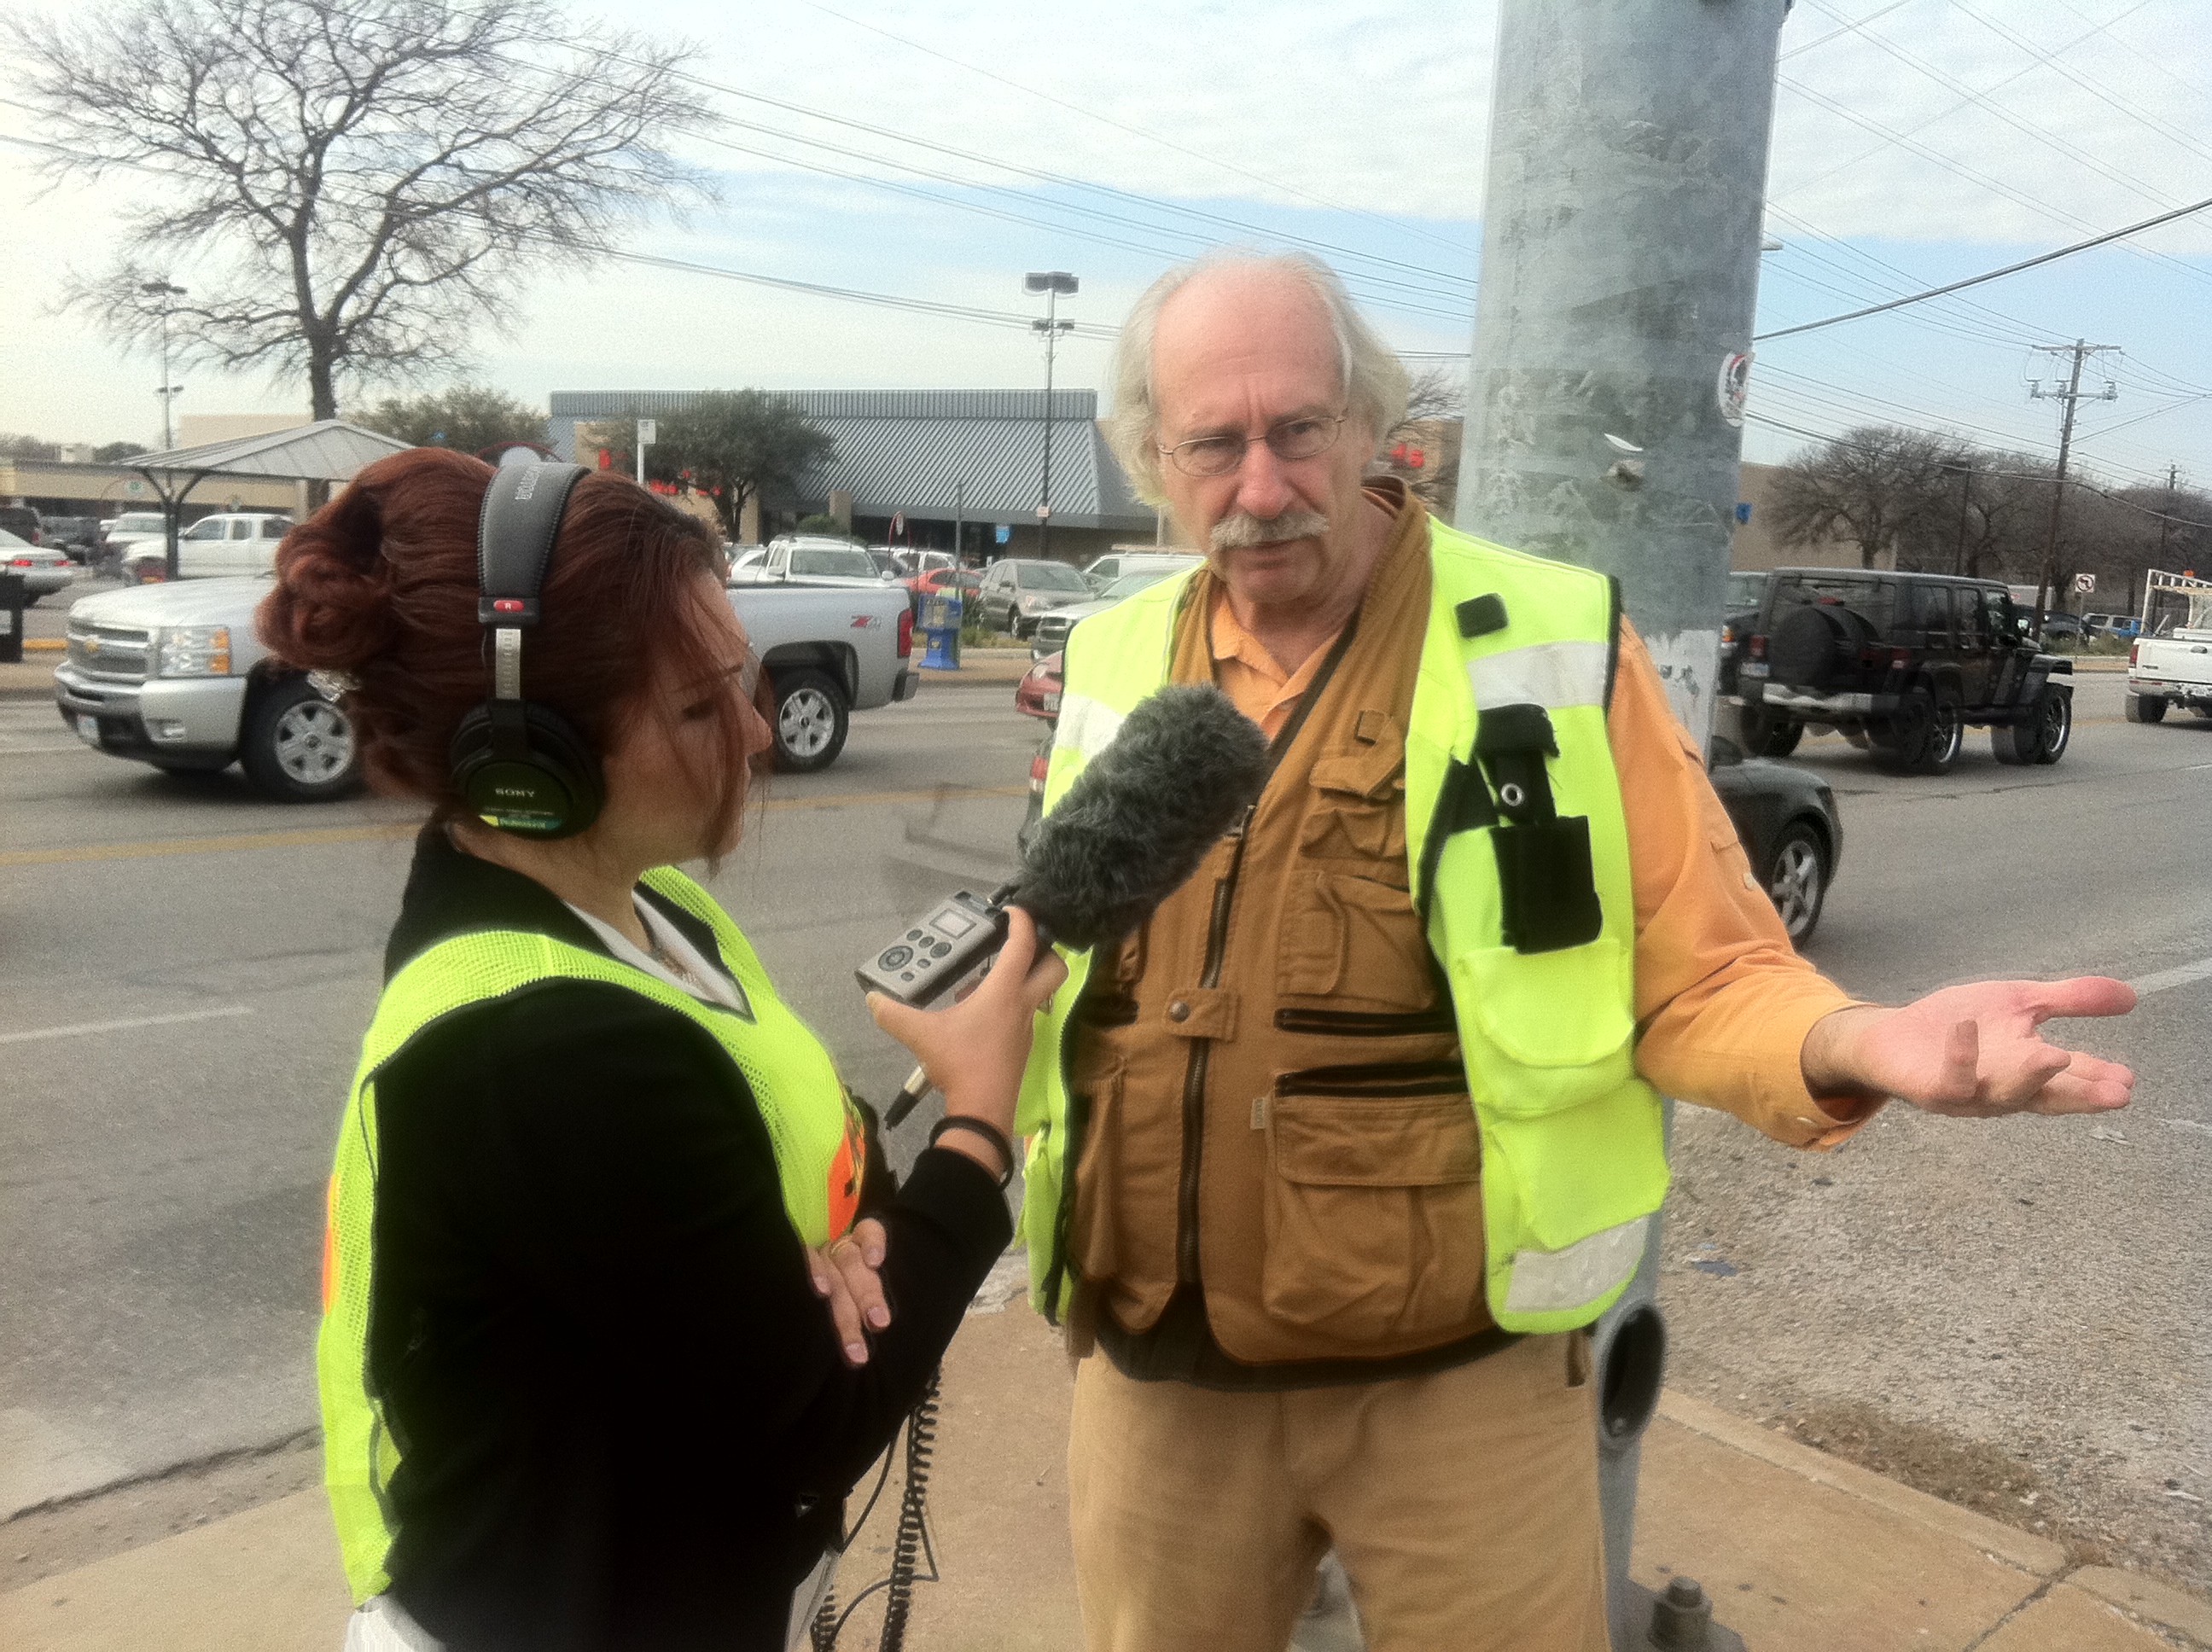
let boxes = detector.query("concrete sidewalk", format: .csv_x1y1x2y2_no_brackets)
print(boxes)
4,1294,2205,1652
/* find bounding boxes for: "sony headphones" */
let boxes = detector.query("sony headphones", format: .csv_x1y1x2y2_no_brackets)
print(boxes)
447,462,605,838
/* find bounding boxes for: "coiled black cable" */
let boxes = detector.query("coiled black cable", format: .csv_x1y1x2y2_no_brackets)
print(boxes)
807,1368,943,1652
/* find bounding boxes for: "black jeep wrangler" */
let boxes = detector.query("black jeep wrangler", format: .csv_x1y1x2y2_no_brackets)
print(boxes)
1732,568,2072,774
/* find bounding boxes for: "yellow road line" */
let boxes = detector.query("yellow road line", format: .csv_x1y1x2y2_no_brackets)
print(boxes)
0,783,1029,868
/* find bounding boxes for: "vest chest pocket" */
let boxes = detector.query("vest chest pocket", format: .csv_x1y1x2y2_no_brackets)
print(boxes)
1258,1068,1486,1346
1450,937,1637,1116
1278,870,1437,1009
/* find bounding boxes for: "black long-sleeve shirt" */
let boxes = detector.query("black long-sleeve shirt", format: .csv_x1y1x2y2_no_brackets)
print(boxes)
364,829,1010,1651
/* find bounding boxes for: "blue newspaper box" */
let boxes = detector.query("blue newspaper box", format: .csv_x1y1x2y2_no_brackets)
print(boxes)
920,589,962,669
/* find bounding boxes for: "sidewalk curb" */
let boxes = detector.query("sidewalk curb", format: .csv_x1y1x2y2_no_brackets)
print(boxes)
2067,1567,2212,1645
1656,1390,2067,1576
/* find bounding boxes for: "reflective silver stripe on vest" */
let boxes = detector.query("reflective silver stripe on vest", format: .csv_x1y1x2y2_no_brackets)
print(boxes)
1468,639,1610,711
1502,1215,1650,1313
1056,691,1126,762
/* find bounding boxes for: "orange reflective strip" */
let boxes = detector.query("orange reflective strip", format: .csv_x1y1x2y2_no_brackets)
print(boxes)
320,1173,340,1314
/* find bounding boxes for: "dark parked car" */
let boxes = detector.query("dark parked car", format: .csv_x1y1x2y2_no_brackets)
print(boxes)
2035,611,2086,643
1733,567,2072,774
38,515,105,562
1715,570,1770,698
0,504,43,546
1016,652,1844,941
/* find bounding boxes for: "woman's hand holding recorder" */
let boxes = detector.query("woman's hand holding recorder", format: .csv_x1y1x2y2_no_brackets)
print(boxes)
866,908,1066,1182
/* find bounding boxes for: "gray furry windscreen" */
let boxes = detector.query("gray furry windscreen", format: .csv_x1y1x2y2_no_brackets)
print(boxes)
1015,683,1272,952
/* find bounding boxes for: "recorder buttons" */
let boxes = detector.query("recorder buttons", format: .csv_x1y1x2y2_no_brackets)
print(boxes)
880,945,914,970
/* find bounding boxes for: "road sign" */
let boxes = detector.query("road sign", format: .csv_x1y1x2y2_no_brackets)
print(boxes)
2075,572,2096,593
1035,505,1051,519
892,511,905,535
636,419,656,445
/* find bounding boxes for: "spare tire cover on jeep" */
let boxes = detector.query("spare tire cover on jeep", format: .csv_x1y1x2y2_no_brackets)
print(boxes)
1768,604,1862,689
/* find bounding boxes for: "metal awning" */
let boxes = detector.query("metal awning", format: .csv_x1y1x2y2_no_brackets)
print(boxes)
130,421,411,578
131,420,410,484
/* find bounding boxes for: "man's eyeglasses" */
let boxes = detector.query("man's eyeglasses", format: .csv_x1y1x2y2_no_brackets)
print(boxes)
1157,413,1348,479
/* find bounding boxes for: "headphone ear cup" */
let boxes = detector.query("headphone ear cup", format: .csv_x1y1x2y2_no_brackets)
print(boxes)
449,702,605,839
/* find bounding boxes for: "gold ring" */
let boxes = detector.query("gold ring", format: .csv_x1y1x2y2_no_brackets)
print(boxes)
828,1236,863,1259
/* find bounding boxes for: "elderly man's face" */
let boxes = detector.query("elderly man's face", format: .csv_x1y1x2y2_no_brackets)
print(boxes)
1150,269,1377,614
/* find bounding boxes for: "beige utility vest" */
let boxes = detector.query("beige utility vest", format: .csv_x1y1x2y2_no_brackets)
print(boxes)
1067,518,1492,1365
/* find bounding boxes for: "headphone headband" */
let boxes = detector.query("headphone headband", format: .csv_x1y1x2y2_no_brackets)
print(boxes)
476,462,588,628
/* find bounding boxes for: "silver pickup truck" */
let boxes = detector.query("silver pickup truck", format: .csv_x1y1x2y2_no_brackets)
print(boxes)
53,579,917,799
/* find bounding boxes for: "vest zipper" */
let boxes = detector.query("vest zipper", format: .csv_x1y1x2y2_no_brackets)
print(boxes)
1175,809,1250,1283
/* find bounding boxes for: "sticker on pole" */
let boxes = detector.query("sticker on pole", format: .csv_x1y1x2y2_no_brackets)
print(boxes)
1716,352,1752,428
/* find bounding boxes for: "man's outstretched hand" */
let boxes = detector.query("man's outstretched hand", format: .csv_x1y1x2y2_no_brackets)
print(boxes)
1802,977,2137,1118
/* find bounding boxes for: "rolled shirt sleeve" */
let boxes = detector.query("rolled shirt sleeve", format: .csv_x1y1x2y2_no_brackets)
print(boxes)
1610,624,1880,1149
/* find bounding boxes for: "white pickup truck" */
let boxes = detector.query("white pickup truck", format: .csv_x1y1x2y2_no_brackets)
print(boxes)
2124,573,2212,725
725,535,898,590
53,579,917,799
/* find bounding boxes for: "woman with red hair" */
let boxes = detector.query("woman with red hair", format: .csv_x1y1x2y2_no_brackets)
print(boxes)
265,447,1058,1652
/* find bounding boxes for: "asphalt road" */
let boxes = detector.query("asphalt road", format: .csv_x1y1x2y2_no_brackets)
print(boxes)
3,668,2206,1585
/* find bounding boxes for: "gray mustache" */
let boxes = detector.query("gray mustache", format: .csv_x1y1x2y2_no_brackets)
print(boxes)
1209,509,1330,551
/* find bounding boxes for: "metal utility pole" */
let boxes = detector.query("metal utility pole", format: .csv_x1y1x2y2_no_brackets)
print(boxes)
1455,4,1783,1647
2028,340,2118,620
142,280,187,451
1026,271,1078,561
1947,461,1975,576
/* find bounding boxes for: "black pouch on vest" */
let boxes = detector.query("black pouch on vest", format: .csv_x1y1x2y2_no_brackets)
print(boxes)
1473,704,1603,955
1490,815,1604,953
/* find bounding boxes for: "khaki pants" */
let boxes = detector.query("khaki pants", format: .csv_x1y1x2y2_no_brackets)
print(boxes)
1067,1332,1608,1652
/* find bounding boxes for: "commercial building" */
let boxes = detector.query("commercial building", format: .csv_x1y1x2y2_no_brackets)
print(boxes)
549,388,1162,564
0,414,316,526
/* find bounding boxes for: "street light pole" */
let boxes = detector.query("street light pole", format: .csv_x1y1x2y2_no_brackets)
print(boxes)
1025,271,1079,561
142,280,187,450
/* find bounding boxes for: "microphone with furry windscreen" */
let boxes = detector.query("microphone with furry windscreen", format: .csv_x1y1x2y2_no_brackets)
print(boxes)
868,683,1271,1127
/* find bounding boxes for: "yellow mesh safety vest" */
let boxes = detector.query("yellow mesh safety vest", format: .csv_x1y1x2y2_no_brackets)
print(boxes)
316,866,866,1603
1016,520,1669,1336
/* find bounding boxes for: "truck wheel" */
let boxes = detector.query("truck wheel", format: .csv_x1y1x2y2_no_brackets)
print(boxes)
2032,687,2070,765
1738,706,1802,758
240,676,364,802
1871,687,1937,773
771,667,848,773
1918,689,1964,775
1761,822,1830,943
2125,693,2166,724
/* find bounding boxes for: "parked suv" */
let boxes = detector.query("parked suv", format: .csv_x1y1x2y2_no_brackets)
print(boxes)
975,558,1091,637
1734,567,2073,773
0,505,43,545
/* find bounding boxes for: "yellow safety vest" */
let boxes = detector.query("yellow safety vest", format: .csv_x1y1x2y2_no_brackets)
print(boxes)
316,866,866,1602
1016,518,1668,1335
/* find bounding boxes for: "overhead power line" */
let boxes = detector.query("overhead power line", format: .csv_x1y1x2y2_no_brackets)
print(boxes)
1755,194,2212,341
790,0,1480,262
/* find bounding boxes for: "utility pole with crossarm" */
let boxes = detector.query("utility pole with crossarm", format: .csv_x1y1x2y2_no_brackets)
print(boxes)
2028,340,2119,624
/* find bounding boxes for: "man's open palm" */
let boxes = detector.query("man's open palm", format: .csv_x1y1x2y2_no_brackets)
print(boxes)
1831,977,2136,1117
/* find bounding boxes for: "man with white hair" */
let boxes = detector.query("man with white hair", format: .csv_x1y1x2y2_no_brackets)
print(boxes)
1014,250,2134,1650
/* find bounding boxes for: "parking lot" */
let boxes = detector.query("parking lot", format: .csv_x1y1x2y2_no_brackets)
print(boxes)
3,660,2208,1586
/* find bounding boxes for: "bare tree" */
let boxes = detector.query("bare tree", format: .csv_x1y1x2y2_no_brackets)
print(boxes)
1765,425,1974,569
1381,363,1465,516
18,0,714,420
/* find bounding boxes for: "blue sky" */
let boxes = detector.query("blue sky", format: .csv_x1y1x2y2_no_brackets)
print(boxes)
2,0,2206,493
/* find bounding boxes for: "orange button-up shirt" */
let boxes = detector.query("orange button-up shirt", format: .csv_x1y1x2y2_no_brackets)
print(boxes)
1208,522,1875,1151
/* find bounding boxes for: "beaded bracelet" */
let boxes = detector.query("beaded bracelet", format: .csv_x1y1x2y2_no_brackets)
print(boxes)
928,1114,1016,1190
